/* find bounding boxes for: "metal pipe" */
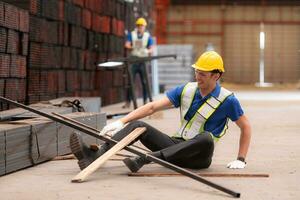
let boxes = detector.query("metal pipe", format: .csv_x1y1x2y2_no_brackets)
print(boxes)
0,96,240,198
52,112,150,153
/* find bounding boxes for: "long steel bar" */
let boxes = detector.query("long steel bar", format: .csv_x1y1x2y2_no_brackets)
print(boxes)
106,54,176,64
0,96,240,198
52,112,150,153
128,172,269,178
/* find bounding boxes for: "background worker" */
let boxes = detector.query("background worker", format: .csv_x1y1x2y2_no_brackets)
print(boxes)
70,51,251,172
122,17,154,108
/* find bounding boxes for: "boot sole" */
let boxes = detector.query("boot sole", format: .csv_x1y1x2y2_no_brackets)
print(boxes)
70,133,85,160
78,158,92,170
123,158,140,173
70,133,94,170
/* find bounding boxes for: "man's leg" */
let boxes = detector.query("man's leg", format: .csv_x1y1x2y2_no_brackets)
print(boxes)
123,132,214,172
111,120,181,150
137,63,148,104
70,121,179,170
122,64,137,108
115,121,184,172
160,132,215,169
70,132,110,170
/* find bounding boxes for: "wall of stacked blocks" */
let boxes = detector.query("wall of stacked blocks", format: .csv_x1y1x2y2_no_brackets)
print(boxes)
0,0,154,111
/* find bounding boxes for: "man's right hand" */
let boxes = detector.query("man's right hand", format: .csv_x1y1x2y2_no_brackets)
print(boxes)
99,120,125,137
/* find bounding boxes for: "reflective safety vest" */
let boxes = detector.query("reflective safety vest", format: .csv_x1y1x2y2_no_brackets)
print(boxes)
131,30,150,57
173,82,233,142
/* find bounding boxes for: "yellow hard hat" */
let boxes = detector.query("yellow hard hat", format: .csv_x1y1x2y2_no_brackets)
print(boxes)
136,17,147,26
192,51,225,72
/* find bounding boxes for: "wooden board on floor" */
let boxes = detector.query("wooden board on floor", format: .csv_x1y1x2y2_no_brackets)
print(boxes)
71,127,146,183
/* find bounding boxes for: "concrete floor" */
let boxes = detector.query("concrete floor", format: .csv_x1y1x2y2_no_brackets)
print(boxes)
0,89,300,200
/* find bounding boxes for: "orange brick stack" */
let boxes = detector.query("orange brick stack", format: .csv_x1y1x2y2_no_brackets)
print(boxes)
0,0,154,110
0,2,29,110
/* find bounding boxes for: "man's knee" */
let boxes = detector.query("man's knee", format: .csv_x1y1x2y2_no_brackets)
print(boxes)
127,120,148,129
193,132,214,148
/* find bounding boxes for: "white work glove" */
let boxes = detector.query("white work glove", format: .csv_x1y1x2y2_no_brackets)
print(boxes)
99,120,124,137
227,160,246,169
143,49,149,55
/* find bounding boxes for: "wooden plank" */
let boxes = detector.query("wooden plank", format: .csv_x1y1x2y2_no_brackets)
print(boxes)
52,154,75,161
128,172,269,178
71,127,146,183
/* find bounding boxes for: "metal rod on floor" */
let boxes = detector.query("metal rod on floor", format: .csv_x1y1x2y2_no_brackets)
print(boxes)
0,96,240,198
128,172,269,178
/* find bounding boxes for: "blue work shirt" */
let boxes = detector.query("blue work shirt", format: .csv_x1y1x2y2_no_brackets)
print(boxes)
126,31,154,48
166,83,244,137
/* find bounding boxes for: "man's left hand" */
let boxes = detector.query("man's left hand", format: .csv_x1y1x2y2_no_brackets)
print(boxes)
227,160,246,169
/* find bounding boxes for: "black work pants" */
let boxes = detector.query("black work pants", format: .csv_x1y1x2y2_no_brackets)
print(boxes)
110,121,214,169
126,63,148,104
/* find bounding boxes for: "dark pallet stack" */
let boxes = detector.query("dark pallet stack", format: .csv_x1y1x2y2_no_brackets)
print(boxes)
0,112,106,176
0,2,29,111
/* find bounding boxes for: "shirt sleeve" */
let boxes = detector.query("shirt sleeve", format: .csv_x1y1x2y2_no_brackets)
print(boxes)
225,95,244,121
147,35,154,48
166,84,185,108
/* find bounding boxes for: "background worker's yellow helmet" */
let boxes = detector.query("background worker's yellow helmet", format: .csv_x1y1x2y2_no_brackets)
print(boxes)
136,17,147,26
192,51,225,72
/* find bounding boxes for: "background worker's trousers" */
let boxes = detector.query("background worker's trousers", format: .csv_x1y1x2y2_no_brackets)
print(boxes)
125,63,148,104
109,121,214,169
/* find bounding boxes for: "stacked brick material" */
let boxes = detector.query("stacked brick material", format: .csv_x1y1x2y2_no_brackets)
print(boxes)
25,0,126,105
0,0,154,111
0,2,29,111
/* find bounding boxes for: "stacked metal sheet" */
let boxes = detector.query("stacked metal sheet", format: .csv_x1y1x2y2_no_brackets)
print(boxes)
157,45,194,91
49,97,102,113
57,112,106,155
0,112,106,175
97,113,107,145
0,104,72,121
56,113,97,155
0,129,5,175
5,123,32,174
29,119,57,164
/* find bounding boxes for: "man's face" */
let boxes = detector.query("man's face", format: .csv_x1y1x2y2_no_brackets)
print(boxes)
194,69,218,89
136,24,146,33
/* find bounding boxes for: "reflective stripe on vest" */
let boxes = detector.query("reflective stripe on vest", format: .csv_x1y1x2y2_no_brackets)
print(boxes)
131,30,150,57
174,82,232,142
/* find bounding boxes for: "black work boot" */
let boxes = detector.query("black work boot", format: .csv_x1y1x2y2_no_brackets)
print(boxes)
123,156,151,173
123,151,162,172
70,132,109,170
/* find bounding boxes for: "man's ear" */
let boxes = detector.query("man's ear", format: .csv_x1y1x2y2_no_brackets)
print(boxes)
212,73,221,81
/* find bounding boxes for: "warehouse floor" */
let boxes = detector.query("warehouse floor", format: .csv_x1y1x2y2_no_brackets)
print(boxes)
0,88,300,200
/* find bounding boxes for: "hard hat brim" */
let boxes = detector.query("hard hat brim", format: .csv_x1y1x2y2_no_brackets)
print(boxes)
191,64,225,72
